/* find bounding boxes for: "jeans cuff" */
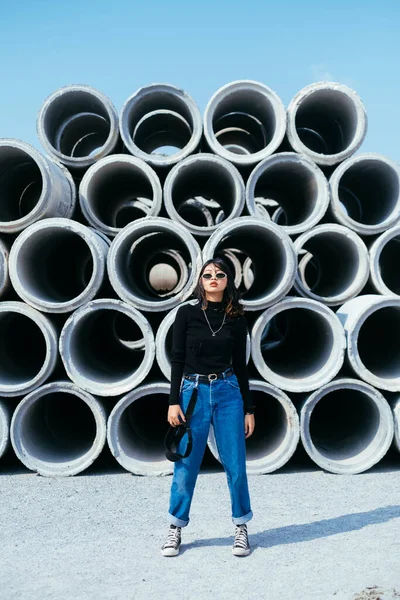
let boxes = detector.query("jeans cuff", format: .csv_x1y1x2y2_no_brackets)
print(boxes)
232,510,253,525
168,513,189,527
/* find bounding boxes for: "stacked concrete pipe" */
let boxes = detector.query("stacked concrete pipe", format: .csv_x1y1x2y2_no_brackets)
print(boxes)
0,400,11,459
0,237,10,298
369,224,400,296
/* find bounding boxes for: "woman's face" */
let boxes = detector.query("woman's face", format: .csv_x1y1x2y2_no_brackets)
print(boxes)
201,263,228,296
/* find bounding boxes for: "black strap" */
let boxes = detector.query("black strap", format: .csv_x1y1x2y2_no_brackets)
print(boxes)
164,386,198,462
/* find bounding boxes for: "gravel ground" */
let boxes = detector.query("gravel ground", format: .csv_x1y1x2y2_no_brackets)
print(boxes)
0,446,399,600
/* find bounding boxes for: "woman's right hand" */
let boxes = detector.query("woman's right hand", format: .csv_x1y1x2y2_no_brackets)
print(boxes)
168,405,186,427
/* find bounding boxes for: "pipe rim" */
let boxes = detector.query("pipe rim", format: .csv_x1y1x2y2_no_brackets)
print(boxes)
163,153,245,236
300,378,394,474
0,238,9,297
107,216,203,311
293,223,370,305
246,152,330,235
0,400,10,458
107,382,173,476
370,225,400,296
37,84,119,168
119,83,202,167
60,299,155,396
10,381,107,476
204,80,287,166
79,154,163,237
9,218,107,313
287,82,367,166
251,297,346,391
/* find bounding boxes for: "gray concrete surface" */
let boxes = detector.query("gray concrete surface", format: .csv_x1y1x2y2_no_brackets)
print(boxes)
0,449,399,600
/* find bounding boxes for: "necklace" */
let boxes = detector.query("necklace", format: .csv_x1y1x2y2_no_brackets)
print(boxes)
203,309,226,336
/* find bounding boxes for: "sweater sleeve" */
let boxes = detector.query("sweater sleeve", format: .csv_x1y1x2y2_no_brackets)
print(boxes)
169,306,188,405
232,315,255,414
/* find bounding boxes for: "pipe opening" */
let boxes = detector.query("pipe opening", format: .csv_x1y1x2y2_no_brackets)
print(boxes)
297,233,361,297
245,390,288,460
377,236,400,294
16,229,94,302
295,90,358,155
20,393,97,462
0,147,43,221
338,160,400,225
357,307,400,379
43,93,112,158
117,394,169,461
0,313,46,384
309,390,380,460
70,310,147,383
260,308,334,377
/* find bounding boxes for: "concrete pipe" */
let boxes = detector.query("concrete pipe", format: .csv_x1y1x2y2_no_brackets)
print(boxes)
300,378,394,474
79,155,162,237
107,382,172,476
60,299,155,396
202,217,297,310
0,140,75,234
107,216,202,311
155,300,250,381
9,218,109,313
37,84,119,170
208,380,299,474
0,400,11,459
369,225,400,296
337,295,400,391
10,381,107,477
251,297,345,392
330,153,400,236
294,224,369,306
163,153,245,236
389,396,400,453
0,302,58,397
287,82,367,166
120,84,202,168
0,238,10,298
203,80,286,167
246,152,330,236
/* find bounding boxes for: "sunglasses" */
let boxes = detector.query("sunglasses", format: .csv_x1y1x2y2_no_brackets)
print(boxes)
201,273,227,280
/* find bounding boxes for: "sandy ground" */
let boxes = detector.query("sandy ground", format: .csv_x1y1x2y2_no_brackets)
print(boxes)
0,446,399,600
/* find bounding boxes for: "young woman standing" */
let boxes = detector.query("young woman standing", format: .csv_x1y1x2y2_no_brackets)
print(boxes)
161,258,255,557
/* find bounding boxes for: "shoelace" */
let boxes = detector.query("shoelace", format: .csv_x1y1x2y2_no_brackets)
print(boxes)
164,527,181,548
234,525,249,548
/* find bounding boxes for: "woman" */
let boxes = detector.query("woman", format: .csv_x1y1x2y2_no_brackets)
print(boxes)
161,257,255,557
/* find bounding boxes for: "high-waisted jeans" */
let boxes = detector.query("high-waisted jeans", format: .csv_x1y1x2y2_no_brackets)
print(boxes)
168,370,253,527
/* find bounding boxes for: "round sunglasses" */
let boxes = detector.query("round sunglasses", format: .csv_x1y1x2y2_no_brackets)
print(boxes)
201,272,227,279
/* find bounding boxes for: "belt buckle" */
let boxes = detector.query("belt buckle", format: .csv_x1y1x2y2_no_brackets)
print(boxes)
208,373,217,381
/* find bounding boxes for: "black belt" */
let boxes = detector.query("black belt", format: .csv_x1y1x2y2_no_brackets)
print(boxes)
184,367,233,383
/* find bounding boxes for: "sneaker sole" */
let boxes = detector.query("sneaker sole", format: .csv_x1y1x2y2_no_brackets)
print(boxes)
232,547,251,557
161,547,180,557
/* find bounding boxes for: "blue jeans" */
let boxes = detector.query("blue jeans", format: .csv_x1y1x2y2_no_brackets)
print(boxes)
168,370,253,527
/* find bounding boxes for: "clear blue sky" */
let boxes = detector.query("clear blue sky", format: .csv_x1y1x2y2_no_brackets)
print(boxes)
1,0,399,162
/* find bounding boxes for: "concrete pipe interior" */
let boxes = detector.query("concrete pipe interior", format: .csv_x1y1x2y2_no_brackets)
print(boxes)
245,390,289,461
252,161,322,227
294,90,358,155
376,235,400,294
260,309,334,378
0,313,46,385
83,161,158,229
309,389,380,461
43,91,113,159
168,162,240,228
125,92,196,157
210,92,276,155
70,310,147,383
15,229,95,303
0,146,43,221
337,160,399,225
19,393,97,463
357,307,400,379
116,394,169,461
209,225,289,302
115,231,192,302
297,232,362,297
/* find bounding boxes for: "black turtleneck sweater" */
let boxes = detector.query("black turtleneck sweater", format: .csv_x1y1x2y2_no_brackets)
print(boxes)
169,300,254,414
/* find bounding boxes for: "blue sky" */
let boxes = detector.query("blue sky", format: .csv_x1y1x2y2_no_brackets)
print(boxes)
1,0,399,162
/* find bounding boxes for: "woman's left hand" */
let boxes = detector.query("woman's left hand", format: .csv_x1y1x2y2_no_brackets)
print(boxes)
245,414,255,439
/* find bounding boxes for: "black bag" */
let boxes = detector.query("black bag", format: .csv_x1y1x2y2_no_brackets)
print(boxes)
164,385,198,462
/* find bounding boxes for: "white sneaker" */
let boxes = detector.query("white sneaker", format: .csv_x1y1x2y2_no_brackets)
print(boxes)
232,524,251,556
161,525,181,557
